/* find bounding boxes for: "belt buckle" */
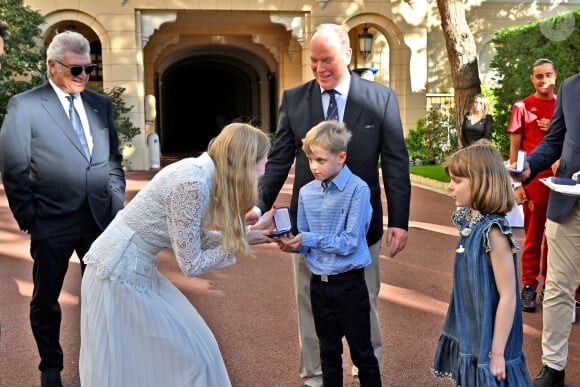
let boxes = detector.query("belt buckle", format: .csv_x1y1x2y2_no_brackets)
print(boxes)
321,274,329,282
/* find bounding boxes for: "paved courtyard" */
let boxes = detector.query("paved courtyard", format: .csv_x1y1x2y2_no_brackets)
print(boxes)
1,166,578,386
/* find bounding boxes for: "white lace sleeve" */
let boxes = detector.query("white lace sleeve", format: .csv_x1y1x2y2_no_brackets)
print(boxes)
166,179,236,277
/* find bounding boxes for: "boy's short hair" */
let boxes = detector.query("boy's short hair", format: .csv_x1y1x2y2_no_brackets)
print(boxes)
302,120,352,155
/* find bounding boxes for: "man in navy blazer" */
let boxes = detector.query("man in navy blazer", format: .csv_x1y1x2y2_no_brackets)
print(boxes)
252,23,410,386
0,31,125,387
514,72,580,387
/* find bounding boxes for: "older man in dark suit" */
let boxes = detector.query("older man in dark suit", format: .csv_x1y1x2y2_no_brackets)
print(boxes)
514,72,580,387
0,31,125,387
250,23,410,386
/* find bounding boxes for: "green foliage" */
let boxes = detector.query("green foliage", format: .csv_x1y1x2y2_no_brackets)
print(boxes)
480,84,497,115
406,118,425,153
88,85,141,146
478,85,510,154
490,8,580,156
0,0,46,122
423,106,458,156
407,106,458,165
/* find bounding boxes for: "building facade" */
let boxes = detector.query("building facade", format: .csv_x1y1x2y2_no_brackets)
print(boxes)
25,0,579,169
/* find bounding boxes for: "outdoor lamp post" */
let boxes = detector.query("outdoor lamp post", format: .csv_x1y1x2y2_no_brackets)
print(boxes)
358,25,373,59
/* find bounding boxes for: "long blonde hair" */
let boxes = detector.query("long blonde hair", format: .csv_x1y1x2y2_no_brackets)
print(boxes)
443,139,513,215
207,123,270,256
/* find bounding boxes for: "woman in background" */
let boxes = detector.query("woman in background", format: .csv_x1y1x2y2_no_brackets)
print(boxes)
461,94,493,147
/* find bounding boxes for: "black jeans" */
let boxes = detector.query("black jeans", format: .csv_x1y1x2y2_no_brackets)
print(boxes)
310,270,381,387
29,205,101,372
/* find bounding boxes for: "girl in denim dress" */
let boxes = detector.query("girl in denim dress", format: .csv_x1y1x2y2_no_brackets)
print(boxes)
432,140,532,386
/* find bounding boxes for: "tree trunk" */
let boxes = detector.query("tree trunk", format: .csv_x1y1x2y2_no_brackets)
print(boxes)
436,0,481,145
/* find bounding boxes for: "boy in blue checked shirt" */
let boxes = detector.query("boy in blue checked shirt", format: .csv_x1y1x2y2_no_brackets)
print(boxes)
276,120,381,386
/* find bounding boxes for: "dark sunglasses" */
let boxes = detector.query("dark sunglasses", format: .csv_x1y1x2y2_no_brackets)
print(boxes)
54,59,97,76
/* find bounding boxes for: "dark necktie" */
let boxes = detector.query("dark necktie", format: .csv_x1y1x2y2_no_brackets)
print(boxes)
67,95,91,160
325,89,339,121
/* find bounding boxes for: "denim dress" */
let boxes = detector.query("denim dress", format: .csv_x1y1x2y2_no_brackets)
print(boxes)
432,208,532,386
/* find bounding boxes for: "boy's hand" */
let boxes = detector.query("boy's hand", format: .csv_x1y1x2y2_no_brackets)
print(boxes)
276,233,302,252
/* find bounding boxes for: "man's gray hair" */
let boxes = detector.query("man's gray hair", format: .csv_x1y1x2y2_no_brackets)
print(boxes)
46,31,90,78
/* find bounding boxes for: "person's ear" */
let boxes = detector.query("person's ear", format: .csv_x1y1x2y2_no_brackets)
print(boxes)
47,59,57,76
344,48,352,66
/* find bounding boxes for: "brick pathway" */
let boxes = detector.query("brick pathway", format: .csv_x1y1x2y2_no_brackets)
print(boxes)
1,165,578,386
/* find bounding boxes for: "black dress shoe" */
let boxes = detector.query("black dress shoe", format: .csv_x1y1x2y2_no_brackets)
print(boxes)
532,365,565,387
40,369,63,387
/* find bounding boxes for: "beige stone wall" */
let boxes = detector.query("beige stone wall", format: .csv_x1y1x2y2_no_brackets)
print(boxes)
23,0,579,170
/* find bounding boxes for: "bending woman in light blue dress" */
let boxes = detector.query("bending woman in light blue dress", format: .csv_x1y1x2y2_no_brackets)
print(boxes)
79,123,274,386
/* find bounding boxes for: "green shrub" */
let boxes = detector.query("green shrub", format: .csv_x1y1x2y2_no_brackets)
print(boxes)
0,0,46,122
407,106,458,165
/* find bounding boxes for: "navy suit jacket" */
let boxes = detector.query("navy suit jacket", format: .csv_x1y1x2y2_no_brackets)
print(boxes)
258,73,411,245
526,73,580,223
0,82,126,234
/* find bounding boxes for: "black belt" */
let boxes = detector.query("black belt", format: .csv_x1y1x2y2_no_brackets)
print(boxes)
311,268,364,283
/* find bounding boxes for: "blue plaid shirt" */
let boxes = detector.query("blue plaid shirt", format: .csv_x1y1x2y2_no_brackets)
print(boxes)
296,165,373,275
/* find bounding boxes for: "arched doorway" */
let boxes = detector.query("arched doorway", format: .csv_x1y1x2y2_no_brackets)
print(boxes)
159,55,260,155
155,45,276,156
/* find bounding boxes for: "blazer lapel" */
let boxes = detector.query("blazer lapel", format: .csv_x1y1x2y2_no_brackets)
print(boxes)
307,80,325,126
40,83,89,159
343,73,364,128
81,93,102,159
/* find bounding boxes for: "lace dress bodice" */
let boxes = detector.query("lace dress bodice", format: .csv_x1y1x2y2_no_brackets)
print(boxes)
84,153,236,284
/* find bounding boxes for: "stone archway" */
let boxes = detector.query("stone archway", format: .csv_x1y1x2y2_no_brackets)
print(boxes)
346,14,411,94
158,51,267,155
147,32,279,156
345,14,426,132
